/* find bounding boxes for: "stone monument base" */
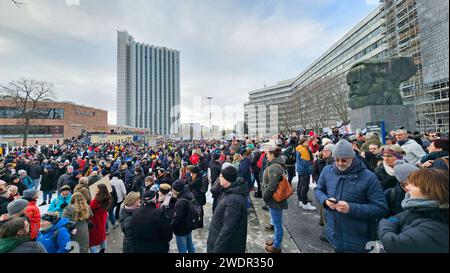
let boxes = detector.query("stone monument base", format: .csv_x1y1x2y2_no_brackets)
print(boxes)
350,105,416,133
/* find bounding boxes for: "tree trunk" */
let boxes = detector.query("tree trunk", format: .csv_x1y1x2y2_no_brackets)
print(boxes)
23,118,30,146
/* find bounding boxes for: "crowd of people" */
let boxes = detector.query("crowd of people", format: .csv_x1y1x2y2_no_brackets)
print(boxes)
0,127,448,253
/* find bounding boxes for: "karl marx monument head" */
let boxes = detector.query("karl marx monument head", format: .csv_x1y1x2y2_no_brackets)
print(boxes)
346,56,416,109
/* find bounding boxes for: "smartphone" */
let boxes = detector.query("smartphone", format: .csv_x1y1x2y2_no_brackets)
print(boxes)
328,198,339,204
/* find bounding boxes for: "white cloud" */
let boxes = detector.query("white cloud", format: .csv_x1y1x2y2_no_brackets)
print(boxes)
0,0,361,127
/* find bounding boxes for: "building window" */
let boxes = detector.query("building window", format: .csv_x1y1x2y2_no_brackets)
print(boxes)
0,107,64,120
0,125,64,138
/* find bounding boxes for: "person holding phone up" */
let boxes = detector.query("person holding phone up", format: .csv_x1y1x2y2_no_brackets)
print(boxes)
315,140,389,253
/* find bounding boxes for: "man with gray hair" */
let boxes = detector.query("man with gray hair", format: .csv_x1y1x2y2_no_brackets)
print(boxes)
56,165,74,193
395,129,426,165
315,139,388,252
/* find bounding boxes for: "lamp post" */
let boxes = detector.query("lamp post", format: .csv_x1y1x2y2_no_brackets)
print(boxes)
207,96,213,136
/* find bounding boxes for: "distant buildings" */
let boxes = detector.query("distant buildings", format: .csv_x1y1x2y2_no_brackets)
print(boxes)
0,99,108,145
117,31,181,136
245,0,449,136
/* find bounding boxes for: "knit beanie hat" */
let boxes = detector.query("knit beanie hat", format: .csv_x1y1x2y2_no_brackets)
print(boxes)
221,165,238,183
333,140,355,158
323,144,335,152
172,180,185,193
60,185,71,193
7,199,29,216
22,189,38,200
394,160,419,183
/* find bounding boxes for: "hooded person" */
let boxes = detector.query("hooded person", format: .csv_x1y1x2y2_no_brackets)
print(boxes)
130,190,173,253
36,212,71,253
22,189,41,240
207,165,248,253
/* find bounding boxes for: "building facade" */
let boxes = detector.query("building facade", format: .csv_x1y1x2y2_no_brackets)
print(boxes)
245,6,388,137
0,99,108,145
384,0,449,133
117,31,181,136
245,1,449,136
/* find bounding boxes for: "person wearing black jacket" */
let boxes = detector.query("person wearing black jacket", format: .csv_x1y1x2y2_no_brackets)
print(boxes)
207,166,247,253
131,167,145,193
131,191,173,253
39,164,55,206
171,180,196,253
120,192,141,253
209,153,222,212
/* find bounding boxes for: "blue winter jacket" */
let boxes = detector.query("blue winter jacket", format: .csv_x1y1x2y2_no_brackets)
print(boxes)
37,218,71,253
48,193,72,216
295,151,313,176
315,158,389,253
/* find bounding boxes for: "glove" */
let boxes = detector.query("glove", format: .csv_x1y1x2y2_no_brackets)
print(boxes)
60,202,68,209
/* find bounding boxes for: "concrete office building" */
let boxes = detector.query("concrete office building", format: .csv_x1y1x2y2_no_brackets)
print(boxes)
245,0,449,136
384,0,449,132
117,31,180,136
245,6,388,137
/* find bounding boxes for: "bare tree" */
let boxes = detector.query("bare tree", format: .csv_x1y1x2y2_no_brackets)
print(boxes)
11,0,25,7
1,78,55,146
329,74,350,125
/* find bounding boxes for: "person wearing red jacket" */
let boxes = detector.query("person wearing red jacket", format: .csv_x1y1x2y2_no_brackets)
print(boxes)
189,151,200,165
89,184,111,253
22,189,40,240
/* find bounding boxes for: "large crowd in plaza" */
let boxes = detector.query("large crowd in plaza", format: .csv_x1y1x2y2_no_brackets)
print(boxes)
0,127,448,253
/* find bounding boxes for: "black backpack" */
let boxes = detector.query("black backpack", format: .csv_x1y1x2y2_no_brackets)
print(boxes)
180,198,203,231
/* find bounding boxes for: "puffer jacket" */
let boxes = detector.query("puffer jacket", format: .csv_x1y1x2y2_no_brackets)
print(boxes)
315,158,389,253
262,156,288,210
378,206,449,253
48,193,72,216
24,200,41,240
207,178,248,253
120,207,137,253
36,218,71,253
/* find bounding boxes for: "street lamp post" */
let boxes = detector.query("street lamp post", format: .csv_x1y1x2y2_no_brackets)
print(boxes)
207,97,213,136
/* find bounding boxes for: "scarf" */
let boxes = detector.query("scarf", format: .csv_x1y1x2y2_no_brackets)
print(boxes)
383,161,396,177
398,139,408,146
0,237,30,253
420,151,449,163
401,193,443,210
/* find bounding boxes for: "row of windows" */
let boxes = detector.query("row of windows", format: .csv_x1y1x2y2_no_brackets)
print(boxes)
0,125,64,138
0,108,64,120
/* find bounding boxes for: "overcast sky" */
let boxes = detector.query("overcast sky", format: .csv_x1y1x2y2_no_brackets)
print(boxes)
0,0,378,127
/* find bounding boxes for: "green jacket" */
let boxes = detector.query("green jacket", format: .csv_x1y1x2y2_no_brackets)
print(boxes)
262,156,288,210
0,237,29,253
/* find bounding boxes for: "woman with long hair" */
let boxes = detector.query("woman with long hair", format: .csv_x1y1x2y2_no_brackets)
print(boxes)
88,184,111,253
63,192,93,253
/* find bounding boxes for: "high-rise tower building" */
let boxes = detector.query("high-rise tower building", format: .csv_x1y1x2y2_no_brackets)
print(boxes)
117,31,180,135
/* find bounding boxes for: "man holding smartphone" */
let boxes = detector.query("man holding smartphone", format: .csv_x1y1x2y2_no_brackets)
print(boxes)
315,139,388,253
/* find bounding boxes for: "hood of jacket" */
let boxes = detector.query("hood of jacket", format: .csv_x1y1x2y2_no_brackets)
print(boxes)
177,187,194,200
332,157,366,175
40,217,69,234
268,156,285,168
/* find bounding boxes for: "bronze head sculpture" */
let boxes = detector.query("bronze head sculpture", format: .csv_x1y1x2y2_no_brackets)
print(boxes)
346,56,416,109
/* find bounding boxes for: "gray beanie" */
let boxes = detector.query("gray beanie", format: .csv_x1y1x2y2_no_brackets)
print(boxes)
22,189,38,200
7,199,29,216
324,144,335,152
394,160,419,183
333,140,355,158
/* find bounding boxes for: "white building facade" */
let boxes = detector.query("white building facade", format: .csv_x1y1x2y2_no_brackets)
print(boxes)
117,31,180,136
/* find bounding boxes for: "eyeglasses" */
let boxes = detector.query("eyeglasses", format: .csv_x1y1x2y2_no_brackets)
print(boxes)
382,154,395,158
